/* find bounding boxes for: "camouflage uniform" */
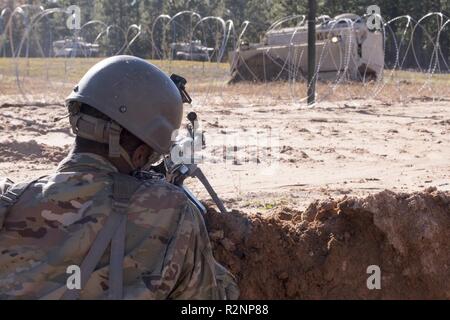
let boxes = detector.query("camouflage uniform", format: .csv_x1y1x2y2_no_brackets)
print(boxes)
0,153,239,300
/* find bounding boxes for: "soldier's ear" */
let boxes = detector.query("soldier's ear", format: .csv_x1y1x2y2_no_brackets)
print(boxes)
131,144,153,169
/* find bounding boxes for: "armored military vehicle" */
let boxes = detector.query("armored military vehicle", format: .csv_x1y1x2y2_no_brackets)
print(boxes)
229,14,384,82
170,40,214,61
53,37,100,58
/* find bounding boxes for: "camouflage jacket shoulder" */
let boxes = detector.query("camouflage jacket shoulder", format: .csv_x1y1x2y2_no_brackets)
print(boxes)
0,153,239,300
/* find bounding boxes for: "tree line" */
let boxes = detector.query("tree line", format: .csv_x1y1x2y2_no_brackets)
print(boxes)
1,0,449,70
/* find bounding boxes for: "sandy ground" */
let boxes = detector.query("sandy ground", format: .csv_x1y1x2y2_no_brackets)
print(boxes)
1,92,450,299
1,95,448,213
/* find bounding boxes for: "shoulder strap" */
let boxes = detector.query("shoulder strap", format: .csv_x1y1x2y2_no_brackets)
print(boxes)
61,173,142,300
0,179,38,230
108,173,143,299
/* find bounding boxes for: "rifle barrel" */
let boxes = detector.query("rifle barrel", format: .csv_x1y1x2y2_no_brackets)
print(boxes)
193,168,228,214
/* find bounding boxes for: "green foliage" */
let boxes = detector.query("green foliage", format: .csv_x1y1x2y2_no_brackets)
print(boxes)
0,0,448,65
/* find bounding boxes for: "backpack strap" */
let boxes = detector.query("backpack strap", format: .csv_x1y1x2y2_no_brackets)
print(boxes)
61,173,142,300
0,179,39,230
108,173,141,299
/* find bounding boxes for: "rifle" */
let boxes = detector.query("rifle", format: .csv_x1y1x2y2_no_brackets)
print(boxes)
163,153,228,215
133,117,227,215
133,74,227,215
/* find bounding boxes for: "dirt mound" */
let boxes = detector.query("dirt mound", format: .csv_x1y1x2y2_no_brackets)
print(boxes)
0,140,68,163
206,188,450,299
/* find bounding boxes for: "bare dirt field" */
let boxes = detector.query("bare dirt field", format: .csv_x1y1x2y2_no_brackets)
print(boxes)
206,188,450,299
1,94,448,211
0,59,449,298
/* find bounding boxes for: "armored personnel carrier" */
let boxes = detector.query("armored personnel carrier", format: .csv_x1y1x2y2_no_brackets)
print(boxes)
53,37,100,58
170,40,214,61
229,14,384,82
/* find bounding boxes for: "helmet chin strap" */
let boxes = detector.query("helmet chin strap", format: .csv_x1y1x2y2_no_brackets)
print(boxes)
69,111,148,171
118,146,137,171
120,146,162,172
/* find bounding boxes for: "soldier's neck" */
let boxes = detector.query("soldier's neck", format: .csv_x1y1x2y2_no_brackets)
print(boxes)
70,144,133,174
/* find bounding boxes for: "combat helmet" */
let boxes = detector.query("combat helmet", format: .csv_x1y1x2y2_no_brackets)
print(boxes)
66,55,189,169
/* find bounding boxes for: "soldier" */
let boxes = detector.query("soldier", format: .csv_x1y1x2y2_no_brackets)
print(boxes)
0,55,239,300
